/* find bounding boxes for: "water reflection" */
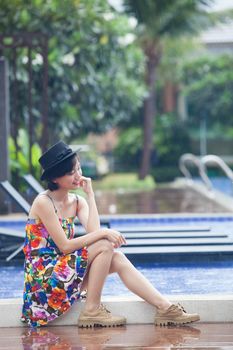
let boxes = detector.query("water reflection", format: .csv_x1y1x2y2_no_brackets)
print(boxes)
20,324,201,349
95,188,229,214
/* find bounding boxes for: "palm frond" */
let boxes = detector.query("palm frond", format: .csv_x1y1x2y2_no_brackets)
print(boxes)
123,0,215,38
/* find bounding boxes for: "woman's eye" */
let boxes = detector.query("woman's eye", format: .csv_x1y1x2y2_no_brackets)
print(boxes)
67,166,81,175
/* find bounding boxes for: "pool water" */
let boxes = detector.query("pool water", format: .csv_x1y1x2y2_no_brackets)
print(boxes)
206,176,233,196
194,176,233,198
103,261,233,296
0,214,233,298
1,260,232,299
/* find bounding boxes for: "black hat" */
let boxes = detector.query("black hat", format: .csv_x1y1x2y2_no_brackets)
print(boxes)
39,141,78,180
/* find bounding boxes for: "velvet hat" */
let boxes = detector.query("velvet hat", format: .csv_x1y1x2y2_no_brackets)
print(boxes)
39,141,78,180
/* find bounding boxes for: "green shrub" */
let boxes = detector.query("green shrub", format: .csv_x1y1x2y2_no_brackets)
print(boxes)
151,166,181,183
155,113,191,166
114,127,142,171
114,114,191,178
93,173,155,191
9,129,42,190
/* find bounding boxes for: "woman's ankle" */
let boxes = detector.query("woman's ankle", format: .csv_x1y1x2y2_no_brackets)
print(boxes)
156,300,172,311
84,302,100,313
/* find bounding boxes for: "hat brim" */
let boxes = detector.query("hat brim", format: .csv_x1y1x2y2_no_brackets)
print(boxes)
40,148,80,181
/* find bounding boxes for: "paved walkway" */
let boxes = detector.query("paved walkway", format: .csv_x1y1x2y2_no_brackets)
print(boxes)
0,323,232,349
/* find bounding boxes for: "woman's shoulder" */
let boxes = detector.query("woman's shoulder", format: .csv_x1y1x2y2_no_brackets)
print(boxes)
34,191,48,201
32,191,54,208
29,192,54,218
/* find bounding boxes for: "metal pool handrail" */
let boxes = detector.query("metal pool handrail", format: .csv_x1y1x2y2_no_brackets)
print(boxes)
202,155,233,181
179,153,233,192
179,153,212,191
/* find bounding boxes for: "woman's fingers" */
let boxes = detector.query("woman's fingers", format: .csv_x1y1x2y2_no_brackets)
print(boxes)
78,176,94,195
118,234,126,245
104,228,126,247
109,229,126,247
79,176,91,185
121,235,127,245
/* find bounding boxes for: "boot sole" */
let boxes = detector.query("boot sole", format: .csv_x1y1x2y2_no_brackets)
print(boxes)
78,319,126,328
155,315,200,326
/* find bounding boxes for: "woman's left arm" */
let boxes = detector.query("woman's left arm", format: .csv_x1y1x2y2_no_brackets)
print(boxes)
76,176,101,232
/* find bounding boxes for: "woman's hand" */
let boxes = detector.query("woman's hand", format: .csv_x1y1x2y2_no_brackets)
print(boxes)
103,228,127,248
78,176,94,196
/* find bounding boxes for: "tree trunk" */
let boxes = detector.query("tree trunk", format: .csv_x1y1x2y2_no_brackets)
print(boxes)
28,47,33,174
41,38,49,152
139,42,160,179
163,81,177,113
12,49,20,188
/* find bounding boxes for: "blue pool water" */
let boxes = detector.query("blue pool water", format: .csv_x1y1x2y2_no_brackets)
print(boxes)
0,214,233,298
0,260,232,299
195,176,233,196
104,261,233,296
210,177,233,196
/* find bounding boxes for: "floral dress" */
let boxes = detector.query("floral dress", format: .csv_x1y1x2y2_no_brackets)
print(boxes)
21,212,88,328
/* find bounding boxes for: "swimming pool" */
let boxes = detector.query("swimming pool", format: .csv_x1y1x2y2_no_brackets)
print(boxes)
0,259,232,299
0,214,233,298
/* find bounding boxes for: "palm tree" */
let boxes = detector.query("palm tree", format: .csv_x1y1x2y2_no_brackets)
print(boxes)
124,0,215,179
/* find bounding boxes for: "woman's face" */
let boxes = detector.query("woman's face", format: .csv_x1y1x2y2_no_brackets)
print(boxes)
53,159,83,190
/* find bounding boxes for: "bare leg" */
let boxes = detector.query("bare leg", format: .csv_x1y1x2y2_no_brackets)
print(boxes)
84,239,114,312
109,252,171,310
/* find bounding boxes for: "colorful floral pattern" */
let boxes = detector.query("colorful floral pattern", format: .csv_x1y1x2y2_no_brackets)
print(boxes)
21,217,88,328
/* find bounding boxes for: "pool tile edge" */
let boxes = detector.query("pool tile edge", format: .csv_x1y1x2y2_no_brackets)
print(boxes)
0,295,232,327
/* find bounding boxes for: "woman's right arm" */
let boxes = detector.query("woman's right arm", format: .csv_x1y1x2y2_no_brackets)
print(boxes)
33,196,125,254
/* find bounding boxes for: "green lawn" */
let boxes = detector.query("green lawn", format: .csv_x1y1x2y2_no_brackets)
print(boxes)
92,173,156,192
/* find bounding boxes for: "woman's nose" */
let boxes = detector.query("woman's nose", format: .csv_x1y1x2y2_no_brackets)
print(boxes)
74,173,81,181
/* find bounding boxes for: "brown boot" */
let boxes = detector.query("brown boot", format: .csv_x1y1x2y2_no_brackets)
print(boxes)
155,303,200,326
78,304,126,328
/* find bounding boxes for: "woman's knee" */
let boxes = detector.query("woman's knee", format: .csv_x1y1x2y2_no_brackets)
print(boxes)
87,239,114,262
100,239,114,254
110,251,128,273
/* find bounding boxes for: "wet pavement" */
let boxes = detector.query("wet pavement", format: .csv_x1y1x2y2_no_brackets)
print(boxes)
0,323,232,349
95,187,230,215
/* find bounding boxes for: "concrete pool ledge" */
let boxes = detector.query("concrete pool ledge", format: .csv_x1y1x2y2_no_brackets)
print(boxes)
0,295,232,327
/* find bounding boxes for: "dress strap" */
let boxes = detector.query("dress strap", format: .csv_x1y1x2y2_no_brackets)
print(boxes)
40,193,58,214
75,194,79,215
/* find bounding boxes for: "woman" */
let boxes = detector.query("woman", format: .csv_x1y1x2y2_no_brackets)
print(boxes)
21,141,200,328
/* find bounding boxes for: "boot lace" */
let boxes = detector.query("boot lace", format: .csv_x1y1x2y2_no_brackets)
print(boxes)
100,303,111,313
177,303,187,313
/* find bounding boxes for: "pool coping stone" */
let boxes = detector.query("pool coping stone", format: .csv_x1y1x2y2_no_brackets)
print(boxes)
0,294,232,327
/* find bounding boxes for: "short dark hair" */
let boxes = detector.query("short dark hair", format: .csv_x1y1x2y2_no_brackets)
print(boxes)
43,154,78,191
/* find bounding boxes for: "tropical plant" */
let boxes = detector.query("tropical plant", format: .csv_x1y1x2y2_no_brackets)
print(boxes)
154,113,191,166
9,129,42,187
0,0,145,170
115,113,191,176
114,127,143,170
123,0,226,179
181,54,233,127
